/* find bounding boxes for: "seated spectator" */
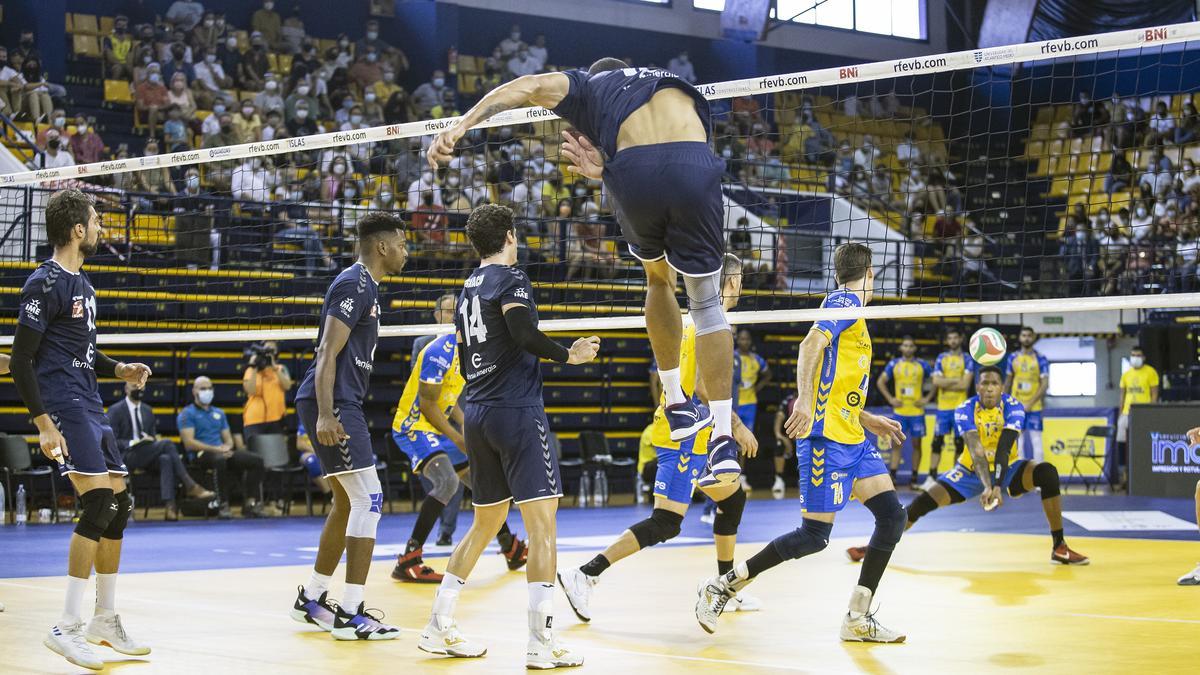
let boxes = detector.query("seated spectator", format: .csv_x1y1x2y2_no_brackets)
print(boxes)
1172,222,1200,291
178,376,268,518
349,46,385,91
108,381,215,521
69,115,105,165
254,77,285,114
895,132,921,166
19,56,54,123
442,176,472,213
527,34,548,69
0,47,22,118
758,148,790,188
103,15,135,80
412,70,449,116
274,214,333,275
203,111,240,149
430,89,460,119
747,122,775,156
854,135,880,173
869,166,901,212
411,191,448,247
192,48,231,110
239,33,271,91
110,144,136,191
1146,101,1176,147
1106,150,1134,195
1141,148,1174,197
287,100,323,137
362,89,384,124
280,6,307,55
1070,91,1108,138
1097,215,1130,295
333,94,357,126
1181,159,1200,194
176,167,206,201
251,0,283,50
217,34,243,81
320,156,351,201
499,24,524,57
463,172,491,207
35,129,75,169
567,216,616,280
166,0,205,31
507,47,539,79
1130,200,1155,242
36,109,69,148
163,106,190,151
232,100,263,144
369,183,397,210
260,108,288,141
372,68,402,103
668,50,696,84
1175,102,1200,145
901,167,928,213
357,19,409,75
164,73,198,122
135,70,171,138
231,157,275,202
192,11,222,53
134,138,174,195
408,169,442,210
1059,220,1099,295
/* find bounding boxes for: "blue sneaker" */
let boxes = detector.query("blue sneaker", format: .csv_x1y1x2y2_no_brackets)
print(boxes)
289,585,338,632
703,435,741,485
665,398,713,442
331,602,401,641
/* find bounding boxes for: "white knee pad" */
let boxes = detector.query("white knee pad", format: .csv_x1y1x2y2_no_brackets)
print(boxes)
684,272,730,337
422,454,461,504
339,469,383,539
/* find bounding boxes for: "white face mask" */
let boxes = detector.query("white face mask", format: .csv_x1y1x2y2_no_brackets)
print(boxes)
350,114,363,125
242,107,254,117
421,171,433,184
379,192,392,201
432,78,445,88
186,175,199,188
296,109,309,119
365,92,376,102
265,81,277,90
448,176,460,187
206,54,217,64
227,38,238,49
198,389,214,405
367,31,379,40
574,187,586,196
344,188,356,198
1137,208,1147,217
332,164,347,175
297,85,310,96
1130,356,1144,368
264,1,274,9
148,73,161,84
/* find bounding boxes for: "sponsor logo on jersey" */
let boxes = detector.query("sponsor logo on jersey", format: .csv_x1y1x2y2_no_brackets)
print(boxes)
339,297,355,317
354,356,374,372
514,287,529,299
23,299,40,318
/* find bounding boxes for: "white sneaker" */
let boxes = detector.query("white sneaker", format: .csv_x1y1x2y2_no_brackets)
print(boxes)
1179,563,1200,586
771,475,785,499
699,510,715,525
839,585,905,643
45,622,104,670
526,633,583,669
0,600,5,611
729,591,764,612
418,617,487,657
557,568,597,622
694,574,743,634
919,476,938,492
86,612,151,655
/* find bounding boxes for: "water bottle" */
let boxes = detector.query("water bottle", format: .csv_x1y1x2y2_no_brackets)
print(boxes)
15,484,27,526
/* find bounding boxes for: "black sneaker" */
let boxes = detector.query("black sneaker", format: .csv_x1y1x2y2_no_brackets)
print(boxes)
436,533,453,547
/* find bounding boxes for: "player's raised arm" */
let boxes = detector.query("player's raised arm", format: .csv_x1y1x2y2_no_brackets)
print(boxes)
428,72,570,169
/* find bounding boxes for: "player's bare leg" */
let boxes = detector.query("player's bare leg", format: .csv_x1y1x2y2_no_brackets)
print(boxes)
520,497,581,669
701,482,761,612
643,259,712,440
327,470,397,640
292,478,347,632
1021,462,1089,565
1179,480,1200,585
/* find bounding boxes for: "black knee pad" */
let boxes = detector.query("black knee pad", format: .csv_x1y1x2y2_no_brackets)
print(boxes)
954,436,965,455
773,518,832,560
865,491,905,552
75,488,116,542
905,490,939,524
1032,462,1061,499
712,487,746,536
931,435,944,455
629,508,684,549
102,491,133,540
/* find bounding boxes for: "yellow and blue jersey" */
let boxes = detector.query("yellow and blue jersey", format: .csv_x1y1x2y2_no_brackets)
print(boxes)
391,333,464,435
1004,349,1049,412
933,350,975,411
953,394,1025,472
883,357,931,416
809,289,871,445
737,351,768,406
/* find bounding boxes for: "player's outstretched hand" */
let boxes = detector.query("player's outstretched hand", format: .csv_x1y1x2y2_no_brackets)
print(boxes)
784,399,812,439
561,130,604,180
117,362,152,387
862,411,906,448
316,412,349,447
427,124,465,170
567,336,601,365
981,485,1003,511
1188,426,1200,445
734,421,759,458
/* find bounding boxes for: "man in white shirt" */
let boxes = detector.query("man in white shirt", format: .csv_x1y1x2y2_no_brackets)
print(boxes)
668,51,696,84
507,48,540,79
192,49,229,110
854,136,880,173
498,25,523,57
895,133,921,166
37,129,75,169
0,46,25,116
231,158,273,202
527,35,548,69
407,170,443,211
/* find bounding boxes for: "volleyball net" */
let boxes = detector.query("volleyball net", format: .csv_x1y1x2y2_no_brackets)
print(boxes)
3,22,1200,347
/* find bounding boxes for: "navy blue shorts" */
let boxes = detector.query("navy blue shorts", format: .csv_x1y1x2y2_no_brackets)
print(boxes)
296,399,374,476
604,141,726,277
462,402,562,506
52,407,126,476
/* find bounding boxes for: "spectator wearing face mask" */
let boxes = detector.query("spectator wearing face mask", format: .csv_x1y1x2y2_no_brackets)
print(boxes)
412,70,448,116
104,15,135,80
35,109,70,149
135,139,173,196
18,55,55,123
1130,200,1155,242
507,47,539,79
192,48,231,110
204,111,240,148
285,79,320,124
251,0,283,50
287,101,323,136
69,115,106,165
176,168,206,200
370,183,397,211
232,100,263,144
350,46,385,90
1105,151,1135,195
178,376,269,519
384,89,417,124
35,129,74,169
499,25,523,57
356,20,409,74
408,170,443,213
254,77,285,114
232,156,276,202
218,34,243,77
1058,219,1099,295
667,51,696,84
430,89,460,119
135,68,171,137
527,35,549,69
411,190,449,246
334,95,357,126
192,11,223,52
280,6,307,55
260,109,289,141
320,157,352,202
239,32,272,91
372,68,402,101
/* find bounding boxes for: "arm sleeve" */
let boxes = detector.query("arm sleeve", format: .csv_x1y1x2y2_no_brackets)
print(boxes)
503,305,570,364
94,350,120,378
993,428,1020,485
9,321,47,418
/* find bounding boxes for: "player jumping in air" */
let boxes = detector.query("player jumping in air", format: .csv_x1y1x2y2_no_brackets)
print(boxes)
558,255,763,622
846,366,1089,565
390,331,529,582
926,327,975,488
428,58,742,485
417,204,599,669
694,243,910,642
290,212,410,640
11,189,153,670
876,335,932,489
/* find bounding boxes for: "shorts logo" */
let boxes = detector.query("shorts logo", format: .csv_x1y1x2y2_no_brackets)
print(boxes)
536,418,556,491
846,391,862,407
339,297,355,317
24,299,41,318
72,299,84,318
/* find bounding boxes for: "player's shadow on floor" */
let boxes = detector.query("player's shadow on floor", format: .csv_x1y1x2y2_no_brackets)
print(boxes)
889,565,1055,606
97,657,152,671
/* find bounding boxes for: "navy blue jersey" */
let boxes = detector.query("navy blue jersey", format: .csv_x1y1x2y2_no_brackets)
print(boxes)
17,260,103,413
296,263,381,406
456,265,543,407
551,67,712,159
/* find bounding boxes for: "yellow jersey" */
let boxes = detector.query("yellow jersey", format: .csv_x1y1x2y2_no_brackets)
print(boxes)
391,334,464,435
737,351,768,406
1120,365,1160,414
649,324,710,450
954,394,1025,472
933,350,975,411
809,289,871,445
1004,349,1049,412
883,357,931,416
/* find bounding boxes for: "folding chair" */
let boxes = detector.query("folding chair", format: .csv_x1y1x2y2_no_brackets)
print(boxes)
1068,425,1113,494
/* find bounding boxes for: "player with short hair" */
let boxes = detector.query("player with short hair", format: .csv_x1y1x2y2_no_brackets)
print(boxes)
694,243,909,643
429,57,743,487
417,204,599,669
927,327,975,488
1116,346,1159,486
846,366,1089,565
1180,426,1200,585
1004,326,1049,461
558,254,762,622
876,335,932,489
389,331,528,583
290,212,410,640
10,188,154,670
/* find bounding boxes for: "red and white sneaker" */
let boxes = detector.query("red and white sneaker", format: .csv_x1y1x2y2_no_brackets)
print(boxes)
845,546,868,563
1051,543,1090,565
392,547,444,583
502,537,529,571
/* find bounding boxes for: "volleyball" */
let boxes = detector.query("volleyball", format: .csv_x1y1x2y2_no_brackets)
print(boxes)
969,328,1008,366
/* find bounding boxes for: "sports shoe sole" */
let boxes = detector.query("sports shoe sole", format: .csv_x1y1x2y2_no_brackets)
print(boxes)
331,627,401,641
289,607,335,632
1051,558,1090,565
418,638,487,657
526,655,585,669
86,635,151,656
44,638,104,671
556,571,591,623
668,412,714,442
1178,577,1200,586
839,633,907,644
708,459,742,484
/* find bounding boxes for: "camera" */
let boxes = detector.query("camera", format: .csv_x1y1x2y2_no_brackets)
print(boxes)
245,342,276,371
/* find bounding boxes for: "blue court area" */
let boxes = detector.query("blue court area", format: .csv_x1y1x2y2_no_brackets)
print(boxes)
2,493,1195,579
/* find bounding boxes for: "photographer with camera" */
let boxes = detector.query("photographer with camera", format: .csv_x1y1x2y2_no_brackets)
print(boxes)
242,340,293,441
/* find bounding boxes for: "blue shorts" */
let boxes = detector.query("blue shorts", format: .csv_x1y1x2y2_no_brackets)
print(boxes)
393,429,469,472
296,399,374,477
653,437,700,503
605,141,725,276
52,408,126,476
1024,411,1043,431
462,402,562,506
938,460,1030,500
890,412,926,438
934,410,957,437
797,436,888,513
736,403,757,431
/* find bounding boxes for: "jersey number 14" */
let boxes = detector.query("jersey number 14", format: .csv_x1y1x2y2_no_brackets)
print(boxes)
460,295,488,346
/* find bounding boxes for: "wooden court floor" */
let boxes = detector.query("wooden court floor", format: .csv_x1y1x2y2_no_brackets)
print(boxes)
1,531,1198,674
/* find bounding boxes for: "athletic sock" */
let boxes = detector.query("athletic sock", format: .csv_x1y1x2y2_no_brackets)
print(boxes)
659,368,685,405
95,573,117,615
717,559,733,576
528,582,556,639
432,572,465,626
62,575,88,625
305,570,332,601
409,497,445,551
744,542,786,579
579,554,610,578
711,399,733,438
1051,529,1065,548
343,583,364,613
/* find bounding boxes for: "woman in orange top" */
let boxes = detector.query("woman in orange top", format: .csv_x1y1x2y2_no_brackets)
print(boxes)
242,341,293,440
